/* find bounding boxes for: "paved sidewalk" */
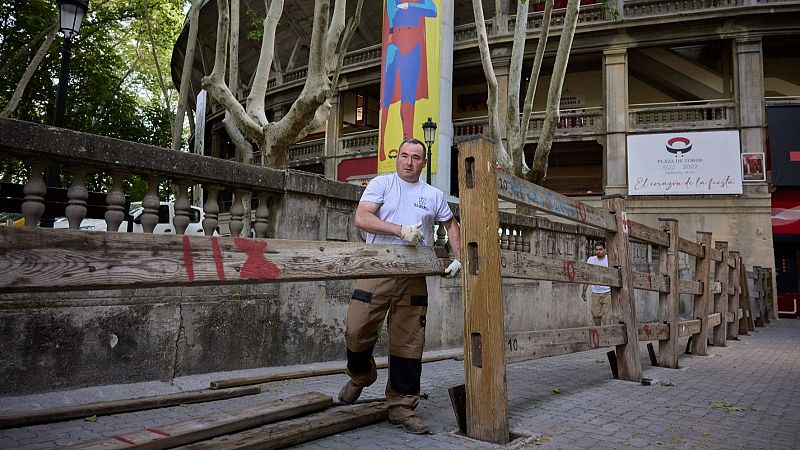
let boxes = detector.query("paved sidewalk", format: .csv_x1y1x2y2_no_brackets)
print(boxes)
1,320,798,449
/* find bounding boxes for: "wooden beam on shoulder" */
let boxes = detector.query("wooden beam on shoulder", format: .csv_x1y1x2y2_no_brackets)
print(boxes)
0,228,448,293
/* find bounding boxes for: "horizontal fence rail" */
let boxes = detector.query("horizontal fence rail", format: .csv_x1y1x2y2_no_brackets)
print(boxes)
0,228,450,293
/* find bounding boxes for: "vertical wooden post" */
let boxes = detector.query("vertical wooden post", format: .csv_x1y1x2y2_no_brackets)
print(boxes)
712,241,729,346
760,268,771,324
658,218,680,368
458,137,509,444
765,268,776,321
726,250,740,340
753,266,765,327
602,196,642,382
728,252,753,339
734,253,753,335
691,232,712,356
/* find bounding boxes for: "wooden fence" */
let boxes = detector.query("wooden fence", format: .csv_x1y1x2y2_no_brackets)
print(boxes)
457,137,774,444
0,122,776,445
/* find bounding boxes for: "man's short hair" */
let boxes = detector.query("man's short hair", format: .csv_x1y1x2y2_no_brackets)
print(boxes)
595,241,606,249
398,138,426,158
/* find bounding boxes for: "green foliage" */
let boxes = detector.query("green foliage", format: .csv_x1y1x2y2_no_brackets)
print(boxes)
245,8,265,42
0,0,184,147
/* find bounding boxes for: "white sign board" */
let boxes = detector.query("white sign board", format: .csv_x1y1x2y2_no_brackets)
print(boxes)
627,131,743,195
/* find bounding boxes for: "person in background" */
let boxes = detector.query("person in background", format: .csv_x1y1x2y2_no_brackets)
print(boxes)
582,242,612,326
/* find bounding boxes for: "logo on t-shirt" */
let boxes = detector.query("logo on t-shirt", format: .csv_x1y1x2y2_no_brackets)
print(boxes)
413,197,429,211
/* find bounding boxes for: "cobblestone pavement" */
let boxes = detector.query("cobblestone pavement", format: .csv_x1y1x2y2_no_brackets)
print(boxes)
1,320,798,449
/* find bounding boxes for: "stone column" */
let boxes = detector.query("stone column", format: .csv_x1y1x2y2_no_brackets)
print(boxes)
734,36,766,156
492,50,512,140
324,93,341,180
603,48,628,196
494,0,509,35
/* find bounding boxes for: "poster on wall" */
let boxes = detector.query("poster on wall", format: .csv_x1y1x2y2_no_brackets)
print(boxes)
742,153,766,182
627,131,743,195
377,0,442,174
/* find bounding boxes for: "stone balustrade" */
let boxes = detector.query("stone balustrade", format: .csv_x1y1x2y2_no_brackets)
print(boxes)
454,107,605,139
629,101,736,131
1,119,362,241
623,0,745,17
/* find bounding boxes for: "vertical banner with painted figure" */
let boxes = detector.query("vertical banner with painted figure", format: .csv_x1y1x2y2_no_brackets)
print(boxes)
378,0,442,174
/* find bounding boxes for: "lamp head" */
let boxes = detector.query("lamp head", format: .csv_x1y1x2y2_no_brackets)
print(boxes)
422,117,437,147
57,0,89,39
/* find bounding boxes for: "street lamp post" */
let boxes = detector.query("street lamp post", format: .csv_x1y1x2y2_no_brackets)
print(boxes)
422,117,437,185
55,0,89,127
41,0,89,227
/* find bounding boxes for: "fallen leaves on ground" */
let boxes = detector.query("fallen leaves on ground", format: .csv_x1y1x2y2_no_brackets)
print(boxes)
709,401,745,412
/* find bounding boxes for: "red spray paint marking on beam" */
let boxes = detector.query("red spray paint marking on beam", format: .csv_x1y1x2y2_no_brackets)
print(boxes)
588,328,600,348
563,261,576,282
211,237,226,281
182,236,195,282
113,435,136,445
147,428,171,437
234,238,281,280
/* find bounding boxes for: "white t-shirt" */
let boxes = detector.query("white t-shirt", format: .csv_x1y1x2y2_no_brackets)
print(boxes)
586,255,611,294
360,173,453,246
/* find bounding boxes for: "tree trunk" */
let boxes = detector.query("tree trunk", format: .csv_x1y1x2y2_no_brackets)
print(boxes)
172,0,204,151
471,0,512,169
529,0,580,184
512,0,553,177
0,27,56,118
144,2,174,131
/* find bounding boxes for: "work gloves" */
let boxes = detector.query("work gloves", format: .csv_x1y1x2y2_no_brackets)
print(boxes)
399,222,424,245
444,259,462,278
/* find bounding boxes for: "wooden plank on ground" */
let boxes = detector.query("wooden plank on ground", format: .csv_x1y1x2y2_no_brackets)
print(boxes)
678,237,705,258
173,402,388,450
459,137,509,444
495,170,617,232
679,279,703,295
637,322,670,341
62,392,332,450
707,313,721,328
627,221,670,247
505,325,627,363
691,232,712,356
210,350,463,389
0,386,260,430
631,271,670,293
0,228,449,292
603,196,642,382
498,251,621,286
678,319,702,337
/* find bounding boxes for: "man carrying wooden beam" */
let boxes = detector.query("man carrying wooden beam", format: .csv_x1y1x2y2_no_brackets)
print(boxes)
338,138,462,435
582,241,612,325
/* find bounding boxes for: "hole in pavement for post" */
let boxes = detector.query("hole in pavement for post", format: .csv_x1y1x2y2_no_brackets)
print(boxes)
447,384,529,444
